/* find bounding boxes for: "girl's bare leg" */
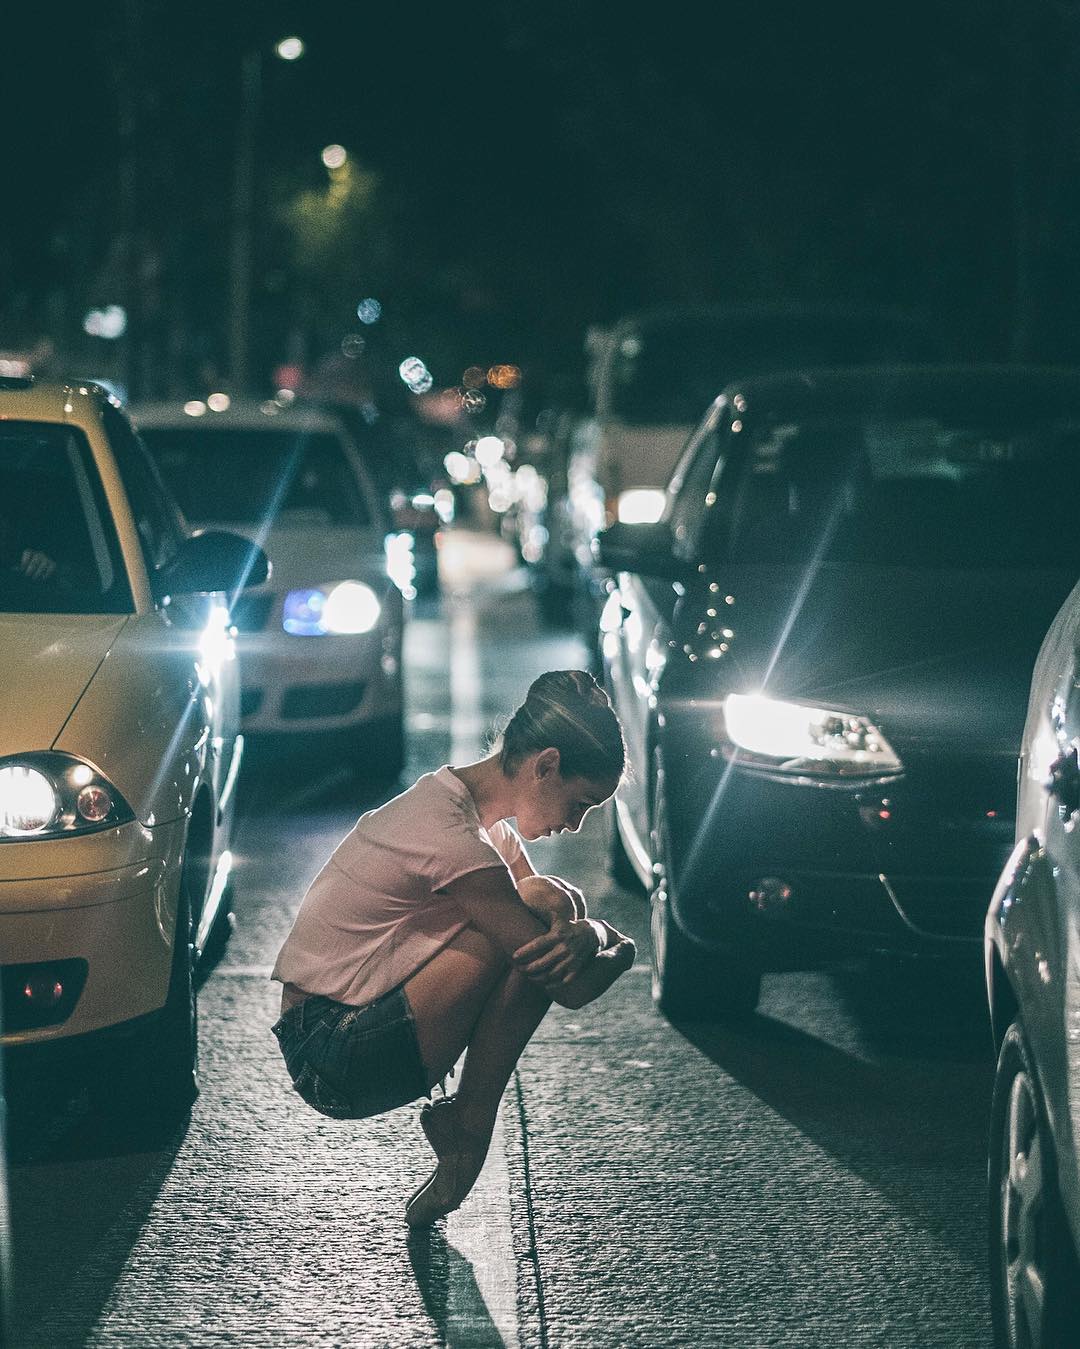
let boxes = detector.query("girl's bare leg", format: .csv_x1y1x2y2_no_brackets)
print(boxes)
401,885,573,1222
403,879,574,1100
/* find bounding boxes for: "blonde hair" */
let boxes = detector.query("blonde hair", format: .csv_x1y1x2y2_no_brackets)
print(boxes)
498,670,627,782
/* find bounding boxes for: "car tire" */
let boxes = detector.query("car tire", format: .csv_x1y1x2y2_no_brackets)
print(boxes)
608,799,642,891
147,871,200,1112
202,883,236,969
650,789,761,1019
988,1020,1079,1348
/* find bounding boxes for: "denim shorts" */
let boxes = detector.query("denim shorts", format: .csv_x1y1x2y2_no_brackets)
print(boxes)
271,985,429,1120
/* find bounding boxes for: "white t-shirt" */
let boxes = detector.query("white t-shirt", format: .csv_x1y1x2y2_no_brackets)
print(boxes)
271,766,525,1006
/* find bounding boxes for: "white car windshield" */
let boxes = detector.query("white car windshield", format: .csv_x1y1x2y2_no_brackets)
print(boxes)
138,428,373,528
0,422,133,615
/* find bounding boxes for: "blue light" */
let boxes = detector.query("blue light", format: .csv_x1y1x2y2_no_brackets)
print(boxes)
283,588,328,636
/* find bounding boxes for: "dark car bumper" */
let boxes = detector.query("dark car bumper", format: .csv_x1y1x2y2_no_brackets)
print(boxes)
661,736,1014,965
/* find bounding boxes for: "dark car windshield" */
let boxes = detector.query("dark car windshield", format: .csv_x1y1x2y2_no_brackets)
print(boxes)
0,422,133,614
138,427,373,528
709,412,1080,570
606,313,936,427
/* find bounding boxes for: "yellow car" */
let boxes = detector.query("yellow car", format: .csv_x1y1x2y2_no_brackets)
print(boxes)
0,376,267,1115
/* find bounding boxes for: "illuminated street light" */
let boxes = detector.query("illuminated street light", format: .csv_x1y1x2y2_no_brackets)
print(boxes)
322,144,348,170
230,37,304,394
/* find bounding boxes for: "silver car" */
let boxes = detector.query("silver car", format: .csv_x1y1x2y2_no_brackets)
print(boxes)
985,574,1080,1346
131,400,407,778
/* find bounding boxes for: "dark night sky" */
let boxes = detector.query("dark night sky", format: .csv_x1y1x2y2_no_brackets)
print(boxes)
3,1,1079,396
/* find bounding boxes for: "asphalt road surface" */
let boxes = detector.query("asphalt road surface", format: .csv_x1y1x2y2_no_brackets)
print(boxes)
4,531,995,1347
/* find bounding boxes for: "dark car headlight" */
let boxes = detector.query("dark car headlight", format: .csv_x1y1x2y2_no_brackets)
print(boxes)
722,693,902,779
0,753,136,840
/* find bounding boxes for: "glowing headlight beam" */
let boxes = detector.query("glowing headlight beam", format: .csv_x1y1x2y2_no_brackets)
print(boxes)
723,693,901,773
760,468,855,692
678,751,744,901
225,441,304,613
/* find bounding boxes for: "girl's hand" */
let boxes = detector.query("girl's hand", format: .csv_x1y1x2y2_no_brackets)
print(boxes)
512,917,601,985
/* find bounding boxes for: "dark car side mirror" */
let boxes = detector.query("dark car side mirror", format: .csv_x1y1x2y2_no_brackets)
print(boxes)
593,521,690,580
158,529,271,599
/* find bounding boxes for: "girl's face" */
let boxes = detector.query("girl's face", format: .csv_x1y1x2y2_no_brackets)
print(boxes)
513,750,620,842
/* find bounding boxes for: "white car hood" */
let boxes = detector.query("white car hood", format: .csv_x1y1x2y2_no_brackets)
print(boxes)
0,614,128,755
196,521,388,590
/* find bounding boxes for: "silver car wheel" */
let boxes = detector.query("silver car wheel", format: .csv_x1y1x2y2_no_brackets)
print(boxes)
1000,1065,1046,1346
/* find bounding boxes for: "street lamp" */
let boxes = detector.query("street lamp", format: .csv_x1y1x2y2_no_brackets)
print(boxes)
228,37,304,395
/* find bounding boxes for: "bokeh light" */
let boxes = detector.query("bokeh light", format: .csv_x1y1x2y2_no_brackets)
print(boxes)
399,357,434,394
487,364,521,389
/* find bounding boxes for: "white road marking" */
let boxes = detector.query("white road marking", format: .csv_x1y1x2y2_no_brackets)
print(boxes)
446,593,521,1348
449,596,487,762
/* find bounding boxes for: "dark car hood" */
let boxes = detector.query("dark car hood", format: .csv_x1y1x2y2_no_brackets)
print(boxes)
676,563,1075,754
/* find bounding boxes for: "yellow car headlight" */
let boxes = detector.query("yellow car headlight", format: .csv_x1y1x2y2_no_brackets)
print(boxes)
0,754,134,839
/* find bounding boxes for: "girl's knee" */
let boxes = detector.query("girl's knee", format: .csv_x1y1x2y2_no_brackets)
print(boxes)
517,874,576,927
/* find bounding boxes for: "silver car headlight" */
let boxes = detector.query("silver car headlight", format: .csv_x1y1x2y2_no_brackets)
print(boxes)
282,581,382,635
722,693,902,778
0,753,136,839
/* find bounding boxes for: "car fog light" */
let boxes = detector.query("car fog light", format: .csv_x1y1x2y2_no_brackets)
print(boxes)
748,877,793,913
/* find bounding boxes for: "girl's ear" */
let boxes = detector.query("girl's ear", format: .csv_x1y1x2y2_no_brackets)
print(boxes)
535,746,561,779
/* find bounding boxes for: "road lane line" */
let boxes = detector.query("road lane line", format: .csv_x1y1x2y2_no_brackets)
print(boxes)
446,592,521,1348
449,596,486,762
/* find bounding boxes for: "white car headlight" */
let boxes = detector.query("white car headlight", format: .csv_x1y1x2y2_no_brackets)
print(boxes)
617,488,666,525
722,693,902,778
0,754,135,839
283,581,382,636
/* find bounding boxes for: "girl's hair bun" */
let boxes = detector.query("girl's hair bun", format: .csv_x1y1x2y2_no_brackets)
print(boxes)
499,669,627,781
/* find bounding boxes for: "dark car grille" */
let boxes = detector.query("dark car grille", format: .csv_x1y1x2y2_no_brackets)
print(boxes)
230,592,275,632
281,681,367,720
240,687,265,718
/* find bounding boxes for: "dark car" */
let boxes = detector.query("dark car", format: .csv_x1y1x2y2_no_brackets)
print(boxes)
556,301,943,655
596,364,1080,1018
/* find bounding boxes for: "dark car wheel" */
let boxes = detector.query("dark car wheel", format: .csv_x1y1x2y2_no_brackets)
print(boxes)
607,799,642,891
650,792,761,1019
202,882,236,969
988,1020,1078,1348
146,871,200,1113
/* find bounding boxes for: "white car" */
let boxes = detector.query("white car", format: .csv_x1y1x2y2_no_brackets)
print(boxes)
131,400,406,777
985,574,1080,1346
0,375,266,1114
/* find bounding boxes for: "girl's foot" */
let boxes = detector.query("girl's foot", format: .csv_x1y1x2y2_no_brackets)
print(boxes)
407,1098,493,1226
419,1095,461,1158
